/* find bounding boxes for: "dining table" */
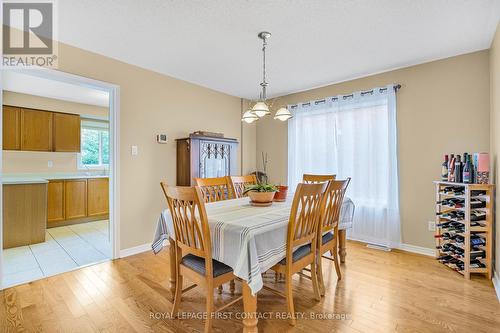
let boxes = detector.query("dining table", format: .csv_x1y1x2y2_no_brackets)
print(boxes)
152,194,355,332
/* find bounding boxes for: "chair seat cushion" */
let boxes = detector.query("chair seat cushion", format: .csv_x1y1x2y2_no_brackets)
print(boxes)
181,254,233,277
322,232,334,245
279,243,312,265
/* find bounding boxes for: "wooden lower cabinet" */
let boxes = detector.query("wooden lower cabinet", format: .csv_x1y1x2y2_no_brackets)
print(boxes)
3,183,47,249
64,179,88,220
47,177,109,227
87,178,109,216
47,180,65,226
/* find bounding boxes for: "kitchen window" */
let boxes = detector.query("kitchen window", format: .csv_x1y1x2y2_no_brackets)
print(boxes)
78,119,109,169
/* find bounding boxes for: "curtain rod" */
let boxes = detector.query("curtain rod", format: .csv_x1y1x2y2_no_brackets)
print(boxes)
290,84,401,108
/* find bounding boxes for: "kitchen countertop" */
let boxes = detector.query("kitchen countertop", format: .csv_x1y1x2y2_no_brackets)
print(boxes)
2,173,109,185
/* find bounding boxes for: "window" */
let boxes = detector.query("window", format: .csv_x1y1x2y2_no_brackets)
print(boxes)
287,85,400,248
78,119,109,169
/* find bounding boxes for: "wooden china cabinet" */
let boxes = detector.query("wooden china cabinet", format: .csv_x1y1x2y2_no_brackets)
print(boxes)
176,134,238,186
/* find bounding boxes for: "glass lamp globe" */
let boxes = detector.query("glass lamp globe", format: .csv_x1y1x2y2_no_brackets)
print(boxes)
251,101,271,117
241,110,258,123
273,107,293,121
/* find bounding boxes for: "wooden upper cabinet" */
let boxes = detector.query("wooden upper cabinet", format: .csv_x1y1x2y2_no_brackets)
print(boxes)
53,112,81,152
64,179,87,220
87,178,109,217
20,108,53,151
2,105,21,150
47,180,65,225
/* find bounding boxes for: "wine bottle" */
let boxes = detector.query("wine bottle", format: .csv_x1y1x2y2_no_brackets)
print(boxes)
441,155,449,181
463,154,472,183
455,155,462,183
470,250,486,259
470,210,486,222
470,198,486,208
448,154,455,181
469,259,486,268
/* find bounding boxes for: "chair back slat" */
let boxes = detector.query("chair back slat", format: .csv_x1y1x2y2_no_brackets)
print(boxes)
160,183,211,260
230,175,258,198
303,174,336,184
320,179,351,234
195,177,233,202
288,182,327,250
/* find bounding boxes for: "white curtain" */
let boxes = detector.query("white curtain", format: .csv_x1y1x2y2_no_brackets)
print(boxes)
288,85,401,248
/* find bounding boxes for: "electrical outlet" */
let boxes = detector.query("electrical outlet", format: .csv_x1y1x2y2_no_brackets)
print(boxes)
428,221,436,232
47,160,53,168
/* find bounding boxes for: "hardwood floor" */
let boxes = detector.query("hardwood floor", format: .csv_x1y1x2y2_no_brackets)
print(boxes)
1,241,499,332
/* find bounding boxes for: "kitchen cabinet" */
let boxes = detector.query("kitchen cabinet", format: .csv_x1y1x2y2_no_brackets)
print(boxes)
47,180,65,226
3,105,82,152
87,178,109,217
46,177,109,227
53,112,81,152
64,179,87,220
20,108,53,151
3,183,47,249
2,105,21,150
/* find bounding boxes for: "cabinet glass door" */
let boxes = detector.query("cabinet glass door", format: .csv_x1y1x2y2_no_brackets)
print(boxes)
199,141,230,178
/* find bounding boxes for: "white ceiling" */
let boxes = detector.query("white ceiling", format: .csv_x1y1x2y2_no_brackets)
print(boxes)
2,71,109,107
54,0,500,99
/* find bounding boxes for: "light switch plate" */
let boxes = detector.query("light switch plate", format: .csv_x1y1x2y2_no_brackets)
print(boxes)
428,221,436,232
131,145,138,156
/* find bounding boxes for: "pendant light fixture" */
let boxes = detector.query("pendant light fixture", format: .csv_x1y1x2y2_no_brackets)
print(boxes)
241,31,293,123
242,109,258,123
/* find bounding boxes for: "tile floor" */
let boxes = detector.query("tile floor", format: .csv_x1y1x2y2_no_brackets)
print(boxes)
3,220,111,288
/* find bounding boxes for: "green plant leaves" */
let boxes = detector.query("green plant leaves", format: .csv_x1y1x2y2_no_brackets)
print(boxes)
242,183,278,194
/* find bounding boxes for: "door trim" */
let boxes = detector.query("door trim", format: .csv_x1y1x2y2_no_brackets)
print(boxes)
0,67,121,289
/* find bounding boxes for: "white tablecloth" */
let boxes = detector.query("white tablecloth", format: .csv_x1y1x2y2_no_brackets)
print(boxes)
152,196,354,295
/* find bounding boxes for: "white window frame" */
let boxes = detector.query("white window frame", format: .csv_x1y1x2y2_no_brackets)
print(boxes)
78,122,110,170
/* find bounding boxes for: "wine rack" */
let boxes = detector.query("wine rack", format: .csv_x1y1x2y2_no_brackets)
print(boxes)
434,181,494,279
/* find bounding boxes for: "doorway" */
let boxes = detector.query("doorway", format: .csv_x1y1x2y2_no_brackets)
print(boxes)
0,68,120,289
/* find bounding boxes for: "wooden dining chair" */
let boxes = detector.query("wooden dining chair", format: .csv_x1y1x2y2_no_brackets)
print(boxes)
265,182,328,326
316,178,350,295
230,174,258,198
160,183,242,333
195,176,235,294
303,173,336,183
195,176,234,202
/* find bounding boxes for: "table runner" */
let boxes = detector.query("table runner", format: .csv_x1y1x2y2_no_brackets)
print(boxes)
152,196,354,294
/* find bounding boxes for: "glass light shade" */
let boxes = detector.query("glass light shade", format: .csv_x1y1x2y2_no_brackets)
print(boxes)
274,107,293,121
251,101,270,117
241,109,258,123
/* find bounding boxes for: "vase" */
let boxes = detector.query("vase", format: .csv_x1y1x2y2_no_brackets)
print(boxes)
248,191,276,205
274,185,288,202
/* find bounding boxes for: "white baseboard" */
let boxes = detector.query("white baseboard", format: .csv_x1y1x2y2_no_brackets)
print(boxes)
119,243,151,258
398,243,435,257
493,271,500,303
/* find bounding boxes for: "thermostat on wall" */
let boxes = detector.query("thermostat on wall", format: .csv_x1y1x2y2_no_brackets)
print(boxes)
156,134,168,143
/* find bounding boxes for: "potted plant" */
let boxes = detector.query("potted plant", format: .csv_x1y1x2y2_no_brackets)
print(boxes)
243,183,278,206
274,185,289,202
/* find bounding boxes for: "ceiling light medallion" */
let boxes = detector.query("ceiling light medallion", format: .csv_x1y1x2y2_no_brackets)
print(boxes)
241,31,293,123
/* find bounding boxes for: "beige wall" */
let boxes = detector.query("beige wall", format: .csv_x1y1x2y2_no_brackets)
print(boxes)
241,99,257,175
50,42,255,250
489,23,500,282
256,51,491,249
2,91,108,173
